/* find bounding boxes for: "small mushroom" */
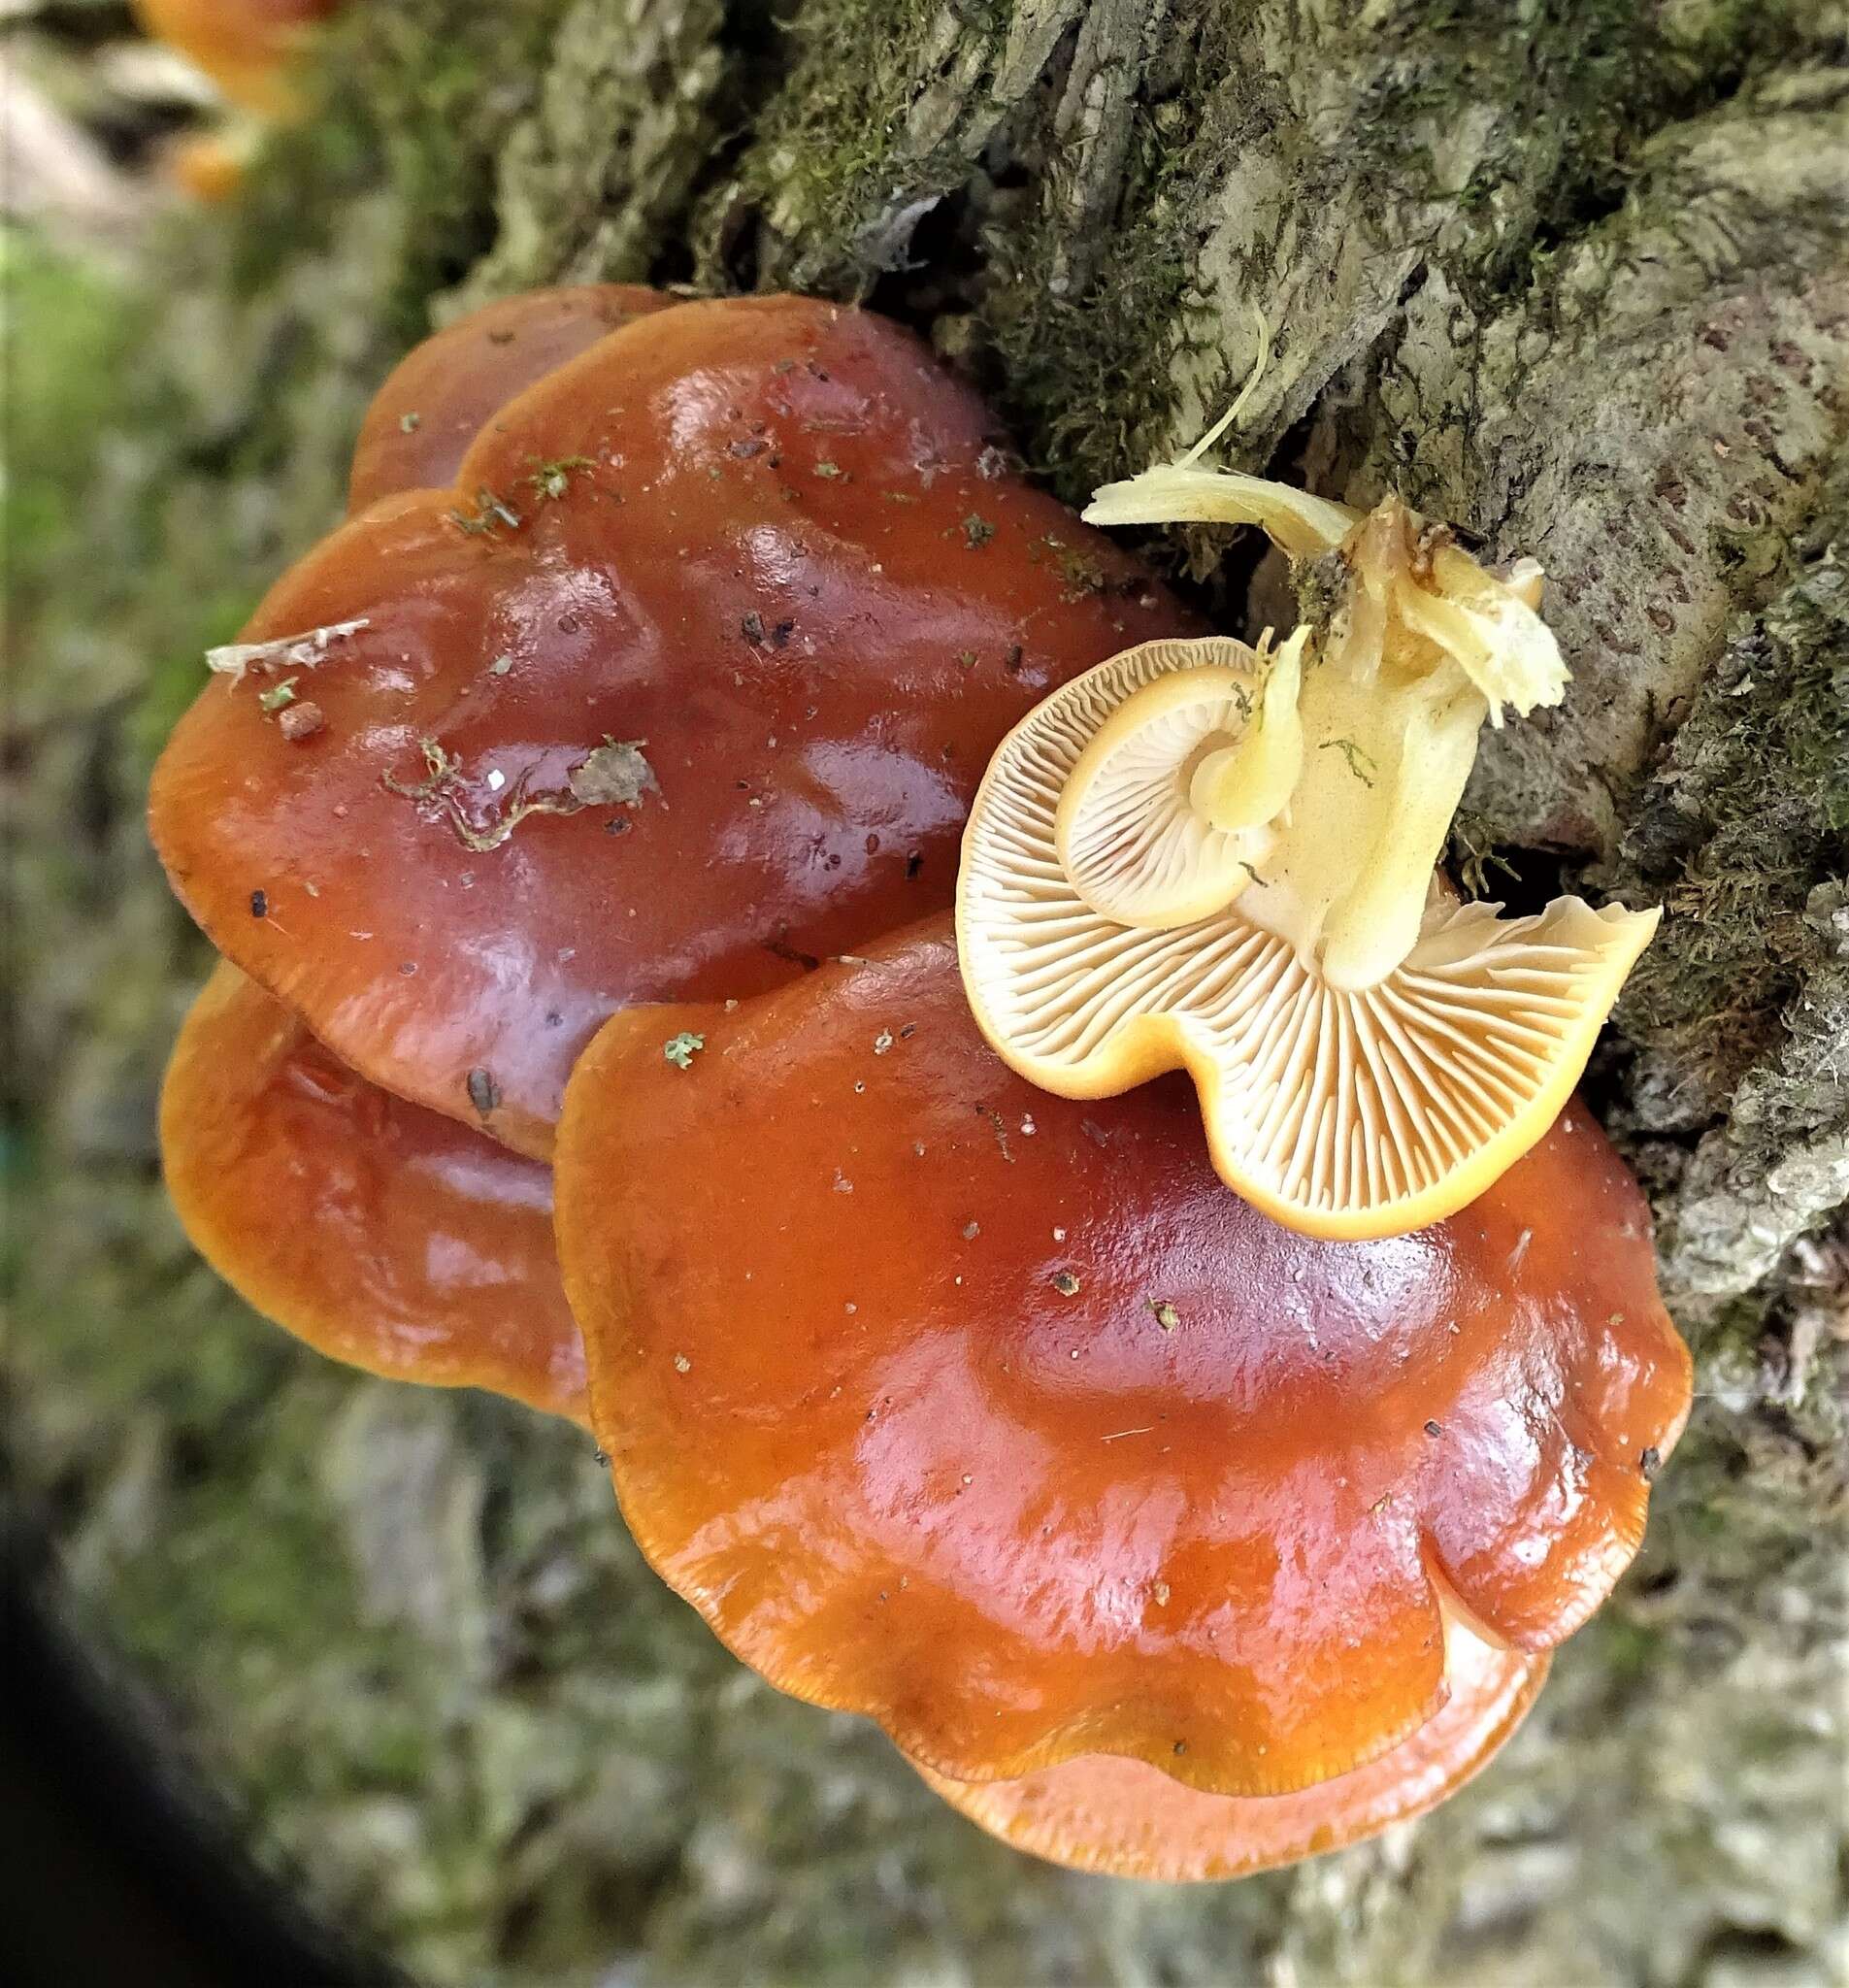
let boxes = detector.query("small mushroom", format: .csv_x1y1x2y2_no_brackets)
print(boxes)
1054,630,1306,927
162,131,251,205
150,295,1197,1157
555,914,1690,1800
959,473,1660,1238
911,1605,1547,1880
131,0,340,117
347,285,676,514
162,962,587,1423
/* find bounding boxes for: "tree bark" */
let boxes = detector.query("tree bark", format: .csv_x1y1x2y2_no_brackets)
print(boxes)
11,2,1846,1981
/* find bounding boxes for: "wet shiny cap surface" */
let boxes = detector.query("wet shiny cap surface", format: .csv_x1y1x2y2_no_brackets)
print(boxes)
149,296,1195,1156
556,912,1690,1793
347,285,676,514
162,962,587,1423
912,1607,1547,1879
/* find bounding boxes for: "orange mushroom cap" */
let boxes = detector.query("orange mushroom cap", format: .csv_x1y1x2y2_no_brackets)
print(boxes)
149,295,1196,1158
911,1607,1547,1879
347,286,677,514
162,130,251,204
162,961,586,1423
131,0,340,116
555,913,1690,1797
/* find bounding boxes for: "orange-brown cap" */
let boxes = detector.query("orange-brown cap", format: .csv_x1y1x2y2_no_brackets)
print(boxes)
131,0,339,116
161,130,251,204
149,295,1196,1157
162,961,586,1423
555,913,1689,1795
912,1606,1547,1878
348,286,677,514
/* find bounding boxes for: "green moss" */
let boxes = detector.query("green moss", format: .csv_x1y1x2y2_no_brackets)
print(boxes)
227,0,573,337
691,0,999,296
980,1,1253,506
1,233,129,580
2,237,263,807
1612,502,1849,1095
456,0,728,308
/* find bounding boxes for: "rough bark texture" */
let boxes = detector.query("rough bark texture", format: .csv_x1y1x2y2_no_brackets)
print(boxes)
8,1,1846,1982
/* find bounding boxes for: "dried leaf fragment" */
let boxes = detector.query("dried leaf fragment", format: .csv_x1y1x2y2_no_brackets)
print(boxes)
569,738,659,810
207,616,370,688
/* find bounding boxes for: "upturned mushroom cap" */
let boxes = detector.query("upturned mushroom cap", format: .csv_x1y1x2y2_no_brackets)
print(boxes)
347,286,676,514
912,1607,1547,1880
162,962,586,1423
1054,631,1304,927
555,914,1689,1796
1079,470,1574,991
131,0,339,116
959,633,1659,1239
149,294,1196,1158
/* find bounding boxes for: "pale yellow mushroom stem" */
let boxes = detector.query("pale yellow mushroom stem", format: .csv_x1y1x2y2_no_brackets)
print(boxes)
1188,627,1305,833
1077,463,1571,992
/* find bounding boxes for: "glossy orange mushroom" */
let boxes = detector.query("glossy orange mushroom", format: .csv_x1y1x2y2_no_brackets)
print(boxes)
554,914,1690,1822
132,0,340,117
911,1604,1546,1879
162,962,586,1422
153,294,684,1419
348,286,677,514
149,295,1196,1157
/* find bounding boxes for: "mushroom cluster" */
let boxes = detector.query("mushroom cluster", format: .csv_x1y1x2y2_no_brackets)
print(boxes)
151,282,1191,1416
151,288,1691,1880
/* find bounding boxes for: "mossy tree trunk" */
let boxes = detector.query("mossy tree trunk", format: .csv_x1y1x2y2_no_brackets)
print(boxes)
10,2,1846,1982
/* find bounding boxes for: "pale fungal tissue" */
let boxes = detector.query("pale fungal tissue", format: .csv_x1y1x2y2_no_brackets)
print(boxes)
957,460,1660,1241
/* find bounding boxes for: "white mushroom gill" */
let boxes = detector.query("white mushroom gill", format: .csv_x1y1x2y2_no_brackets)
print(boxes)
956,466,1660,1239
1054,632,1305,929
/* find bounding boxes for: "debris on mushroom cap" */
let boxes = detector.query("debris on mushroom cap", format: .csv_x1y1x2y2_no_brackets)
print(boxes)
566,737,657,810
911,1607,1548,1880
131,0,342,117
162,962,588,1424
959,631,1661,1238
347,285,676,513
555,914,1690,1797
206,614,368,687
149,295,1198,1158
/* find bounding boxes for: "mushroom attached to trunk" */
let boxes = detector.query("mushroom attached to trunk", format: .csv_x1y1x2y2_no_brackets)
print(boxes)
149,295,1197,1159
554,914,1690,1844
959,473,1660,1238
163,962,587,1423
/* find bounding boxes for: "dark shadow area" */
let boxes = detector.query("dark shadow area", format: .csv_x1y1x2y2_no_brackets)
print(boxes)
2,1508,404,1988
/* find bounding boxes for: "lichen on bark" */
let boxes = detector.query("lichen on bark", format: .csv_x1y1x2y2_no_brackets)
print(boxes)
8,0,1846,1981
445,0,728,311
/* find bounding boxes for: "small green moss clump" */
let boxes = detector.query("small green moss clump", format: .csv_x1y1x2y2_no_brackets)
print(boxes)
1612,511,1849,1097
